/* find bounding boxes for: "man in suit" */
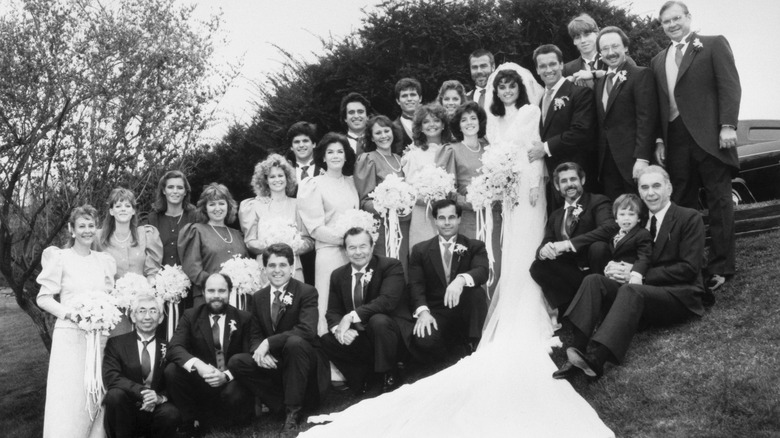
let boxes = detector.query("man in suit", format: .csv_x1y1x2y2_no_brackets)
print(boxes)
554,165,705,379
465,49,494,108
392,77,422,148
409,199,489,363
530,162,614,313
103,294,180,438
320,227,412,393
164,273,253,435
228,244,329,433
531,44,597,207
563,13,605,90
340,92,370,155
651,0,741,294
594,26,658,200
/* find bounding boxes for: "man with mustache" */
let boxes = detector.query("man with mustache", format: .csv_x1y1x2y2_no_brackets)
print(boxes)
340,92,370,155
594,26,658,200
164,273,253,436
530,162,614,314
465,49,494,109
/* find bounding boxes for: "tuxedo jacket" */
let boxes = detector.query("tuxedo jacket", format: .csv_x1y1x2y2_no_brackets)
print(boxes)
563,56,636,89
250,278,320,353
392,116,414,149
651,33,741,169
539,80,597,174
103,330,167,400
408,234,489,311
570,223,653,276
537,192,614,268
285,153,324,197
167,304,252,369
595,62,658,183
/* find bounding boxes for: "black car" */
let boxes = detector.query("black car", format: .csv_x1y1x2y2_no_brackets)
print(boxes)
733,120,780,203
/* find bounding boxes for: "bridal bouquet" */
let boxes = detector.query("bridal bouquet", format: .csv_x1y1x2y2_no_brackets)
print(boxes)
479,142,523,208
112,272,154,313
220,255,265,310
407,164,456,206
257,217,306,253
70,290,123,419
154,265,191,340
369,174,416,258
332,209,380,242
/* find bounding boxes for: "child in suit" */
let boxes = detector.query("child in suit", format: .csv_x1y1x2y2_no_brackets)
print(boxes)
603,194,653,284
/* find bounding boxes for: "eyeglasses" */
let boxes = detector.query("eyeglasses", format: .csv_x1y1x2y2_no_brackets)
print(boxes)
661,15,687,27
135,308,160,316
600,44,624,54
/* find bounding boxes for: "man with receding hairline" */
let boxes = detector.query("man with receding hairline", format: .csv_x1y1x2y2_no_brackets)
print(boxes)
466,49,495,108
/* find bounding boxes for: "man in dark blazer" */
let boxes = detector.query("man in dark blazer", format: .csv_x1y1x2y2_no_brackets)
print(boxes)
530,162,614,313
651,1,741,293
392,77,422,148
103,294,180,438
228,244,329,433
408,199,489,363
321,227,412,393
340,92,370,155
594,26,658,200
465,49,494,108
532,44,597,207
164,273,253,434
555,166,705,379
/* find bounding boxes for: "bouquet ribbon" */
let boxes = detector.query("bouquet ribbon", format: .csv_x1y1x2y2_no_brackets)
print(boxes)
84,331,104,420
166,302,180,342
384,209,403,260
475,206,496,291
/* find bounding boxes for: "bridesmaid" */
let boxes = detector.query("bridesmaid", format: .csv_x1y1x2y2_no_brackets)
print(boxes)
238,154,314,282
437,80,467,144
37,205,117,438
146,170,201,268
354,115,411,273
402,103,456,252
178,183,248,307
95,187,163,336
297,132,359,335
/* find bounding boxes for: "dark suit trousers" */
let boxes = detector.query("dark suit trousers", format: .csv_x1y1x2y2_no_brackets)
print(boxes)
321,314,401,390
564,274,692,363
103,388,181,438
601,146,636,201
228,336,320,412
530,242,611,310
163,363,252,426
667,118,735,276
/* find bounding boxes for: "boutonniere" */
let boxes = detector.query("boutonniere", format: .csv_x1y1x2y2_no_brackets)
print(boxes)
453,243,468,255
615,70,627,83
228,320,237,336
692,38,703,51
362,269,374,286
281,291,293,308
571,204,584,223
159,343,167,364
553,96,569,111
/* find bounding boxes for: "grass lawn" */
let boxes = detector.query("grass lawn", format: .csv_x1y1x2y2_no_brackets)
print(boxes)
2,230,779,437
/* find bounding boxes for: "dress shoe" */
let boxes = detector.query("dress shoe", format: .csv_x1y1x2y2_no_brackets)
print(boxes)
566,347,603,378
382,371,399,393
552,361,582,380
281,406,301,433
330,380,350,392
176,420,203,438
701,290,716,308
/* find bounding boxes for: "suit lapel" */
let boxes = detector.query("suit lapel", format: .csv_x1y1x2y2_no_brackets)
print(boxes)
452,235,469,274
362,256,379,303
124,333,143,383
605,68,627,115
197,309,216,353
223,307,237,354
152,336,166,389
256,288,274,334
676,35,698,83
652,205,676,260
541,84,564,135
614,226,639,251
341,265,354,311
655,47,671,97
595,76,607,118
427,238,448,286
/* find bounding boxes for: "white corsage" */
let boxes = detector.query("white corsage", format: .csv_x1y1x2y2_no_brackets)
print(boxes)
571,204,584,224
615,70,627,83
362,269,374,286
229,320,238,336
692,38,703,51
553,96,569,111
159,343,167,365
453,243,468,255
281,291,294,307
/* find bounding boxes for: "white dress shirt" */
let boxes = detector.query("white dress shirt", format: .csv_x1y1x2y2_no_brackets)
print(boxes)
295,159,315,182
664,32,692,122
647,201,672,241
413,236,475,318
542,77,567,156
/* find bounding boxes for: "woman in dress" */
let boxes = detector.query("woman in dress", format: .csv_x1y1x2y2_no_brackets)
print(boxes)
354,115,410,271
300,65,614,437
402,103,456,252
146,170,201,268
37,205,117,438
178,183,248,307
238,154,314,282
95,187,163,336
297,132,359,335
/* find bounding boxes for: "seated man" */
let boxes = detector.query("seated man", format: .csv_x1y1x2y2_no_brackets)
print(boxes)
103,294,180,438
164,273,253,435
320,227,411,394
228,244,329,433
530,162,614,313
555,166,706,379
409,199,489,363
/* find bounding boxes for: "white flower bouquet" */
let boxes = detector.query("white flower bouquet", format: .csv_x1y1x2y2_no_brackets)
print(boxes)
479,142,523,208
257,217,306,253
220,255,265,310
369,174,416,258
154,265,191,340
112,272,154,312
332,209,380,242
407,164,456,205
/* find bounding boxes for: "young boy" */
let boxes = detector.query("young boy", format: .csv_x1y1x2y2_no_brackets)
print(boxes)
603,194,653,284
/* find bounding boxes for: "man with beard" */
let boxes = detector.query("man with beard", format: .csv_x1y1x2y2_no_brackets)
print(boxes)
165,273,253,436
392,77,422,147
530,162,614,313
465,49,494,108
340,92,370,155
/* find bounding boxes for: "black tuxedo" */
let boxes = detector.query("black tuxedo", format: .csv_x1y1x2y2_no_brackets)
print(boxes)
651,33,741,277
103,331,180,438
408,234,488,361
530,192,614,309
228,279,328,412
321,255,412,390
163,304,253,426
466,87,487,108
565,203,705,363
393,116,414,148
563,55,636,89
594,62,658,199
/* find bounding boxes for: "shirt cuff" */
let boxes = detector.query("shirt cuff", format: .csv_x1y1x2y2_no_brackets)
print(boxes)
224,370,234,382
456,274,474,287
655,137,664,144
348,311,361,323
722,124,736,130
413,306,430,319
636,158,649,164
566,240,576,253
183,358,197,372
543,142,551,157
629,271,644,283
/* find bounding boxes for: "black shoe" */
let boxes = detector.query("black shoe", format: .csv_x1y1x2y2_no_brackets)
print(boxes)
281,407,301,433
381,371,399,393
176,420,203,438
567,347,604,378
552,361,582,380
330,380,350,392
701,290,716,308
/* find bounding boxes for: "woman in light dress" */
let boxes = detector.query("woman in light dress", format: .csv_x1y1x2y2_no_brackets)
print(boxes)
300,64,614,437
297,132,359,335
238,154,314,282
37,205,117,438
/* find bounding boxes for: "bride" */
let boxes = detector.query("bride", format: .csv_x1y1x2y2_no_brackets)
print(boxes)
301,64,614,437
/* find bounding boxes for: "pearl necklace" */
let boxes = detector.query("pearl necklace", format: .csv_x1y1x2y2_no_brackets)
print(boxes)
209,224,233,244
378,151,402,173
463,140,481,153
113,230,131,243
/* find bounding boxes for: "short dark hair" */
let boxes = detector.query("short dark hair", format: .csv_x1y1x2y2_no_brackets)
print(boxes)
394,77,422,99
363,115,404,155
612,193,644,219
204,273,233,293
286,121,318,146
597,26,630,52
313,132,357,176
552,162,585,184
262,243,295,266
196,183,238,224
489,69,529,117
659,0,689,17
533,44,564,65
449,101,487,141
339,92,371,128
567,13,598,39
468,49,494,66
342,227,374,247
431,199,461,218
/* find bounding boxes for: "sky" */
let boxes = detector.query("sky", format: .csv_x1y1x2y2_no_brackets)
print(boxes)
194,0,780,138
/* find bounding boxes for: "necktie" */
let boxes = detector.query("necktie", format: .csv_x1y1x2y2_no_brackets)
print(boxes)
563,206,576,239
650,215,658,240
353,273,364,310
603,72,616,110
140,338,151,382
675,43,685,68
588,59,596,71
271,290,282,329
613,230,626,247
542,88,555,123
211,315,221,351
442,242,453,282
300,165,310,179
478,89,485,108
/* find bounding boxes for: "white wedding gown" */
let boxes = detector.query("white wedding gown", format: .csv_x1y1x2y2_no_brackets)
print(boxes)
301,64,614,438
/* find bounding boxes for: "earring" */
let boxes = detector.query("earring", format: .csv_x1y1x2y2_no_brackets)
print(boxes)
71,234,76,238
